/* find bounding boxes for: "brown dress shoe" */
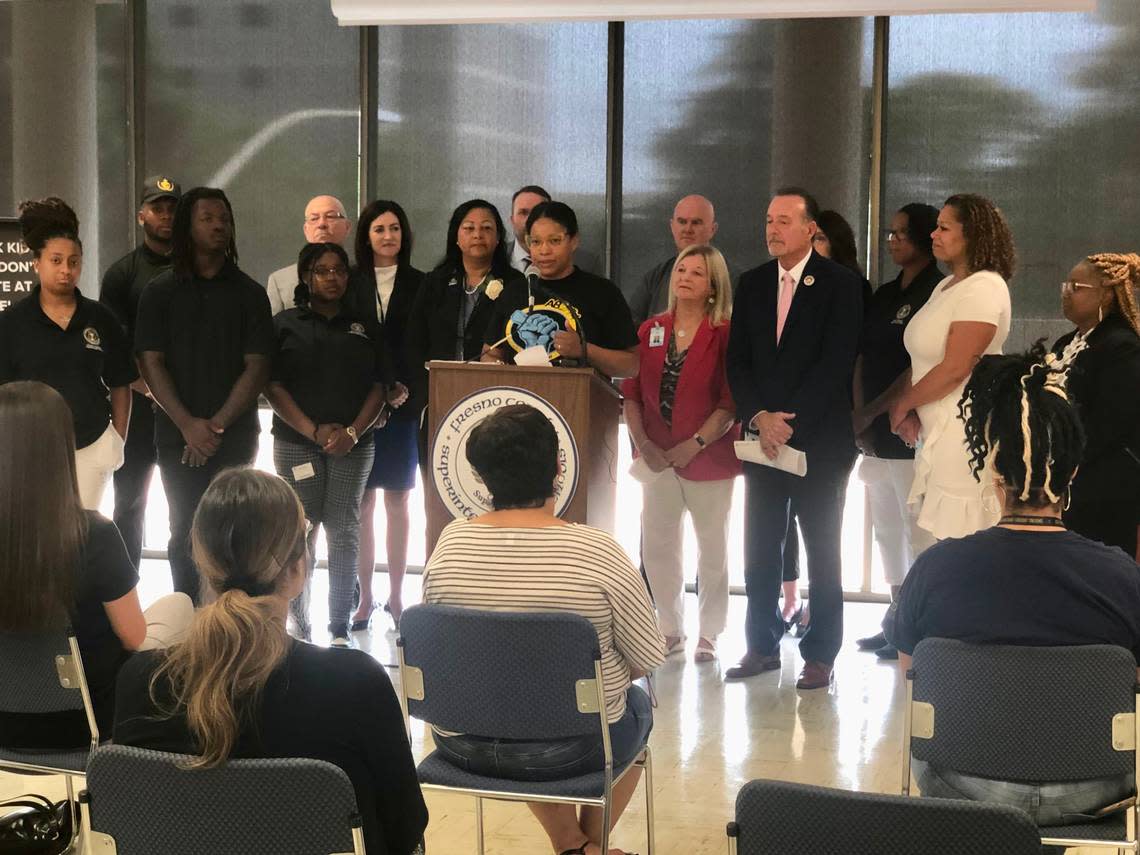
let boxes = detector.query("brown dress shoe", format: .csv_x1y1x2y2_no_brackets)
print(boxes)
724,652,781,679
796,660,833,690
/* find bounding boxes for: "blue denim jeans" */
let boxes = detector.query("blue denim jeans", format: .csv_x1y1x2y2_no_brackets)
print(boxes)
913,758,1134,826
433,685,653,781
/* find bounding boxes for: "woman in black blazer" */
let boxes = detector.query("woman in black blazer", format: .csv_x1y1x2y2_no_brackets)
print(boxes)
1053,251,1140,558
405,199,524,457
347,200,426,630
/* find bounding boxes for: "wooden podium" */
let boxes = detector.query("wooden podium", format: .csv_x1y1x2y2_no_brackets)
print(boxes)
424,361,621,554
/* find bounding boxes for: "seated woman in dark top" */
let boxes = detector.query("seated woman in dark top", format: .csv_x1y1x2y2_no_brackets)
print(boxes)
887,343,1140,825
113,468,428,855
481,201,639,379
0,381,191,750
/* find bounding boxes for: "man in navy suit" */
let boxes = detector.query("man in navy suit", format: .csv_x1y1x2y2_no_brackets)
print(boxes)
725,187,863,689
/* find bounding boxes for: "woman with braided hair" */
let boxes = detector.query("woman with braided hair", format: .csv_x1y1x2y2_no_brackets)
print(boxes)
887,342,1140,826
889,193,1013,539
1053,252,1140,558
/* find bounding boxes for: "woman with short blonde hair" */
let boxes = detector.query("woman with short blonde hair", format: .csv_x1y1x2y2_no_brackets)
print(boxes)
625,243,741,663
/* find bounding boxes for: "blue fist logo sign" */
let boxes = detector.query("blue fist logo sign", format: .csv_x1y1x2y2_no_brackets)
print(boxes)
509,309,559,351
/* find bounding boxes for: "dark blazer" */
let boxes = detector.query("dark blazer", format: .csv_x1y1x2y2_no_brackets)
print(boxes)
622,312,741,481
726,250,864,460
1054,312,1140,506
347,264,425,422
405,265,525,416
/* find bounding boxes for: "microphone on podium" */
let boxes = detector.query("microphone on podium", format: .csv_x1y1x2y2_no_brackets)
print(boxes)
524,263,541,310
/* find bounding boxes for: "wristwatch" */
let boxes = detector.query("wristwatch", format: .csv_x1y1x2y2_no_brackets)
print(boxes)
345,425,358,445
692,432,707,448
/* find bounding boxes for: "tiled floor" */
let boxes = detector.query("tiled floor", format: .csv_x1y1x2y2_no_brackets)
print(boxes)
0,569,1093,853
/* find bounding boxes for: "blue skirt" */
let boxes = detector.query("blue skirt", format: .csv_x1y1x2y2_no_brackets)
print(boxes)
366,414,419,491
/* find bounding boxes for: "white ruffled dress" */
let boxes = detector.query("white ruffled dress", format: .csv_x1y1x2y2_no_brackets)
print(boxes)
903,271,1011,540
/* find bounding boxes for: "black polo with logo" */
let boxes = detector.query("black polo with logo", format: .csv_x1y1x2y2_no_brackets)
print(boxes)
270,306,393,447
0,285,138,447
133,262,274,449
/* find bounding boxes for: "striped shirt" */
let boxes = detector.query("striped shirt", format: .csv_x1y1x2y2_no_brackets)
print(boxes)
423,519,666,722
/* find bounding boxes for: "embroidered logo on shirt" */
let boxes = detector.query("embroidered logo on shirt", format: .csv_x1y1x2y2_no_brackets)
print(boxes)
891,304,913,325
83,327,103,350
348,322,368,338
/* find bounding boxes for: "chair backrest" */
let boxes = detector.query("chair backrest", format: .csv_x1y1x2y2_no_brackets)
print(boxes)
398,603,605,740
0,629,88,715
910,638,1137,782
85,745,361,855
732,778,1042,855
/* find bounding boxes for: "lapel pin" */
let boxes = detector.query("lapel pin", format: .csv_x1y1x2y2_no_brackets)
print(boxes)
803,275,815,287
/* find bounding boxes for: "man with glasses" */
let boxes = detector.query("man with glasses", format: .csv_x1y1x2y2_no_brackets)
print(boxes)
628,194,722,327
265,195,352,314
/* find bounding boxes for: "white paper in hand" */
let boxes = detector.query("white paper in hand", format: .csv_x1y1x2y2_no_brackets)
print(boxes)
734,440,807,477
629,456,669,484
514,345,552,367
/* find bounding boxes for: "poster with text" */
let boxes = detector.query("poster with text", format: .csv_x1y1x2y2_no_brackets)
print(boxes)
0,218,35,312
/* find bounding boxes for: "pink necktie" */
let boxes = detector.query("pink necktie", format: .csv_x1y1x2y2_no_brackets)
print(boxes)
776,271,795,343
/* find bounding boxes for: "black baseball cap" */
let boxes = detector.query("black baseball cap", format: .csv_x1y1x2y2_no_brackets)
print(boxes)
140,175,181,205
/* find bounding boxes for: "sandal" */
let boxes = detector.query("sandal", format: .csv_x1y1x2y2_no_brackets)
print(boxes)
694,637,717,663
664,635,686,657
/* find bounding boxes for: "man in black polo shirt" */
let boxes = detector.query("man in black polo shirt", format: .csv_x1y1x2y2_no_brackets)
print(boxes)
134,187,273,602
99,175,180,568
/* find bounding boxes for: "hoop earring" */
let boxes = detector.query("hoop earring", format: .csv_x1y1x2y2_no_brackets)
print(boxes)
1098,304,1104,323
981,482,1004,518
1063,489,1072,512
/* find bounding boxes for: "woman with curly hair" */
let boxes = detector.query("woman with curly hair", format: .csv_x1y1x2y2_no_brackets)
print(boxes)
889,194,1014,539
887,343,1140,825
1052,251,1140,558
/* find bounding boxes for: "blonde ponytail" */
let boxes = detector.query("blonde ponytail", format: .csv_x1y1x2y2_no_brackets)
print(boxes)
149,469,308,768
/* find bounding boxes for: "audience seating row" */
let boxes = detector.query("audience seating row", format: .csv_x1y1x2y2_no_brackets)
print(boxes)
3,617,1140,854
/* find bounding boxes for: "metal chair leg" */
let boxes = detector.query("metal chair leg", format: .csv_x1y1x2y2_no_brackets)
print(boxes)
642,746,656,855
475,796,485,855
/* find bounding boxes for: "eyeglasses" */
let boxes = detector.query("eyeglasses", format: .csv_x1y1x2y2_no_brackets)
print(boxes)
1060,280,1101,294
527,234,569,250
312,265,348,278
305,213,346,224
884,229,909,243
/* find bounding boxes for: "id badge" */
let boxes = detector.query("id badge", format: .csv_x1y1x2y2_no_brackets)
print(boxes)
648,323,665,348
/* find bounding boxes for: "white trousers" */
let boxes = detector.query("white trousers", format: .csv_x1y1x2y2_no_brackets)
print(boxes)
641,472,735,640
75,423,126,510
858,456,935,587
138,592,196,651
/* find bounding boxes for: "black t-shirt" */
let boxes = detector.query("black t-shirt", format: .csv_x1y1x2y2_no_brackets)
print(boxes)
484,266,638,354
0,287,138,448
133,263,274,448
270,306,392,447
99,243,173,340
889,527,1140,658
0,512,139,749
859,262,942,458
114,642,429,855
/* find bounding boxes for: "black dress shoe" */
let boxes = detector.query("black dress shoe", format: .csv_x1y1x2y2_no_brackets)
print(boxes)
350,602,377,632
725,652,781,679
875,643,899,660
856,632,888,651
783,604,804,634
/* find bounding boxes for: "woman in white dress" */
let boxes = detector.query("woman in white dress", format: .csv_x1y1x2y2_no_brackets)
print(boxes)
889,194,1015,540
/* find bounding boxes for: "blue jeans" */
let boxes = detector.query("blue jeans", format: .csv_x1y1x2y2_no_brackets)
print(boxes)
434,685,653,781
913,758,1134,826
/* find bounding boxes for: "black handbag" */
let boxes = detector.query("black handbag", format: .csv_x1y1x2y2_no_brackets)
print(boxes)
0,794,72,855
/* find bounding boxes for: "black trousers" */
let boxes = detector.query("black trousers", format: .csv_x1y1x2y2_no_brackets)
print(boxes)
742,453,855,664
112,391,157,568
1065,500,1139,561
157,433,258,604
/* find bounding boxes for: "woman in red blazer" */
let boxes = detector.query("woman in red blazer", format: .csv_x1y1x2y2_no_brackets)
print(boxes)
623,244,741,663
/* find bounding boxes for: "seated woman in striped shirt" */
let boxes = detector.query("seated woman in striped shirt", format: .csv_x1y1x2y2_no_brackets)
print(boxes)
423,404,665,855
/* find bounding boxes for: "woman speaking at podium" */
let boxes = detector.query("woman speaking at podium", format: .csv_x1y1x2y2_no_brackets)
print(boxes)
480,201,639,379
